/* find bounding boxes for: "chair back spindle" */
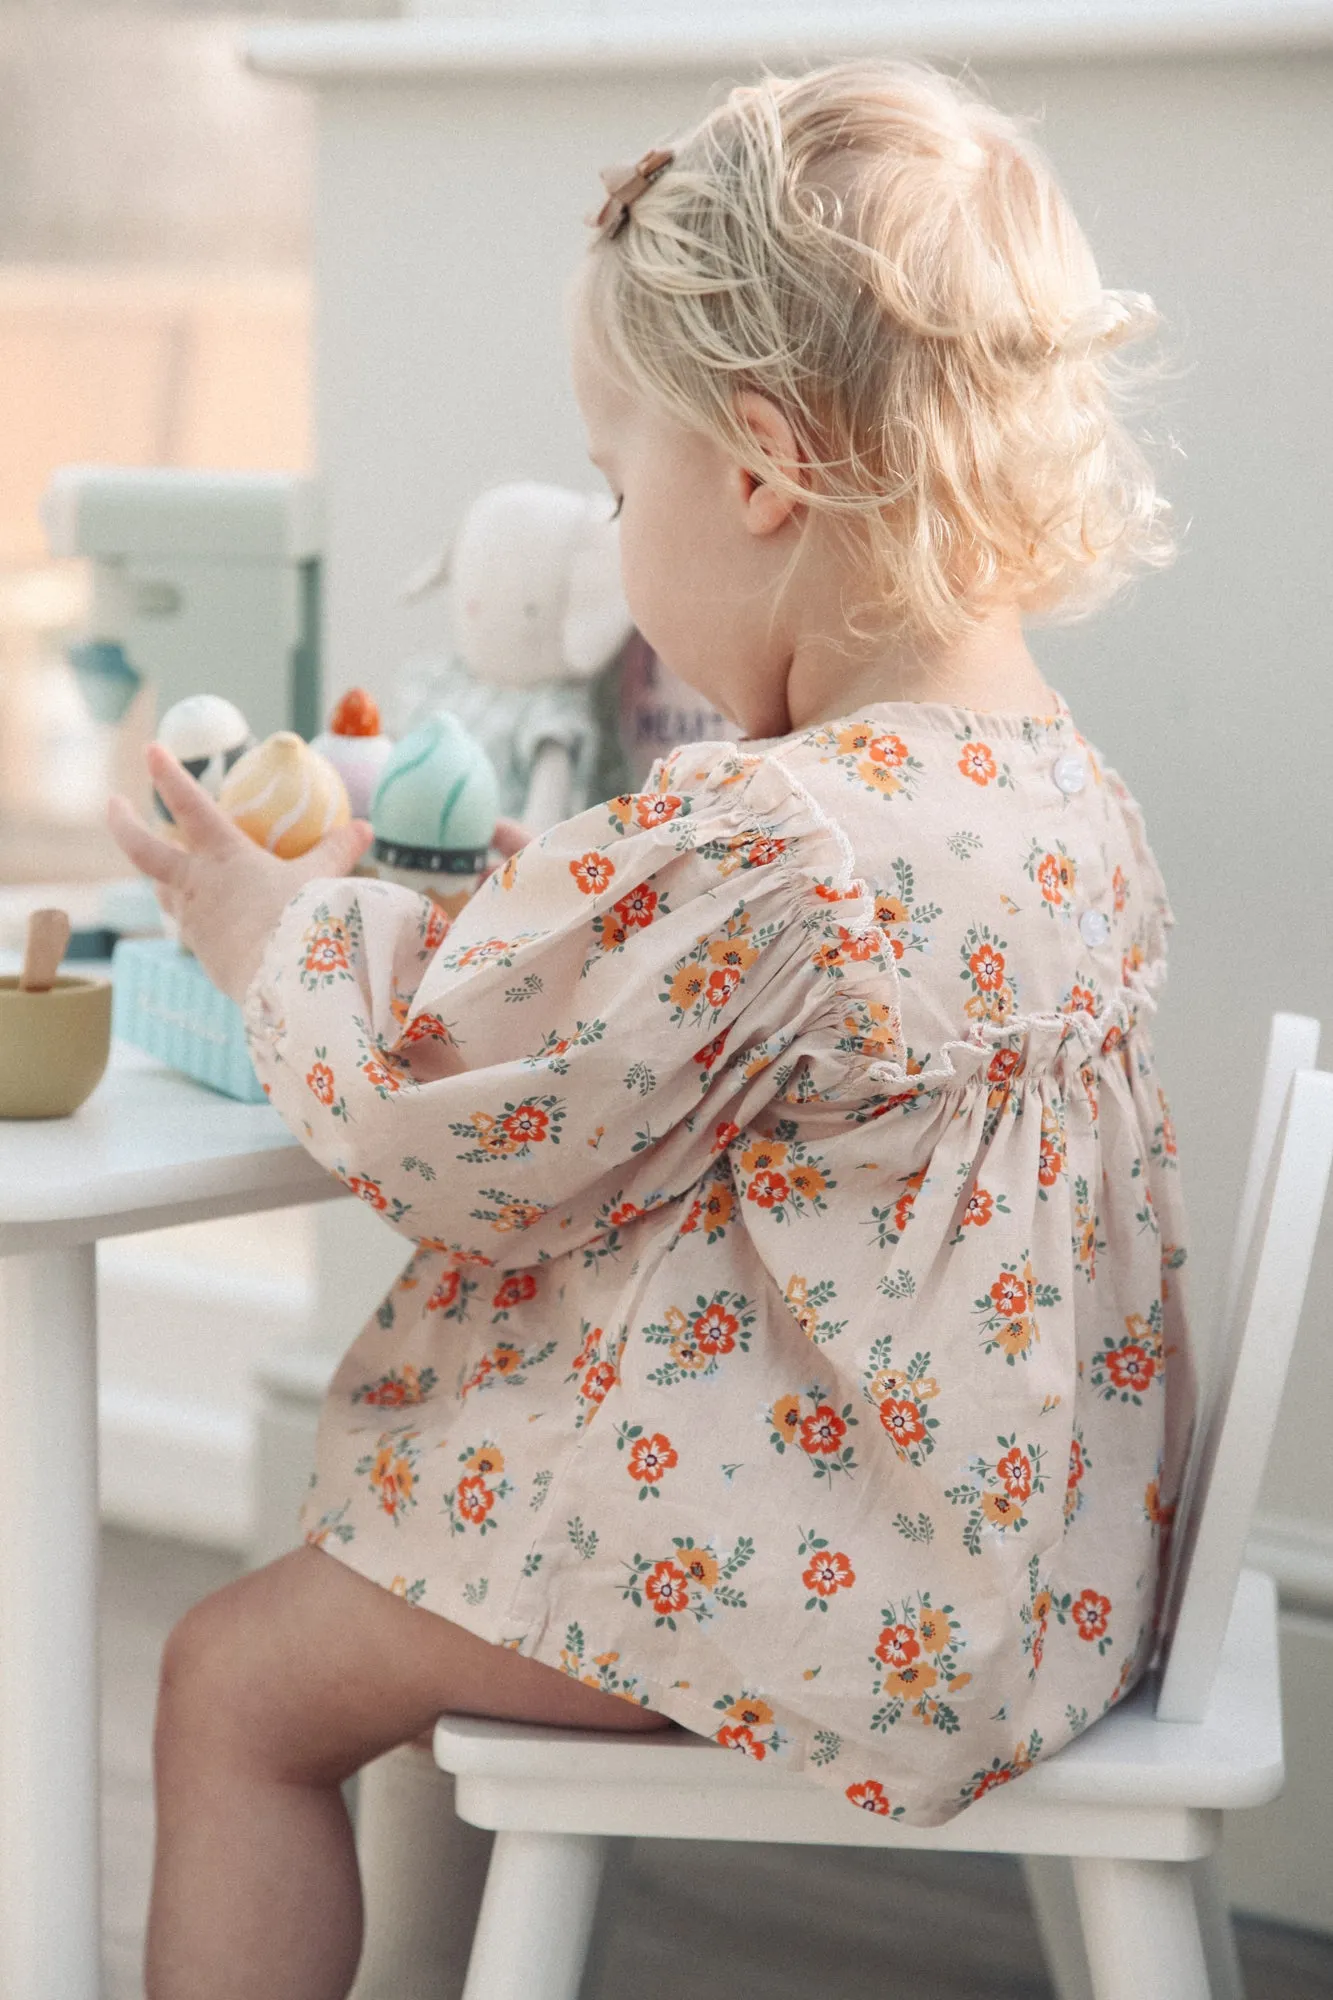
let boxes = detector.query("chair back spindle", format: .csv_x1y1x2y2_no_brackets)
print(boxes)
1217,1014,1321,1386
1156,1048,1333,1723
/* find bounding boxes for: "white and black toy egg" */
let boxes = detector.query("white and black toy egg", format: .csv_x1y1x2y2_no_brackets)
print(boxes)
154,695,254,822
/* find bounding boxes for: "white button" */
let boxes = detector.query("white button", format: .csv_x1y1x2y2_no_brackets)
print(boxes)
1079,907,1110,948
1052,753,1087,795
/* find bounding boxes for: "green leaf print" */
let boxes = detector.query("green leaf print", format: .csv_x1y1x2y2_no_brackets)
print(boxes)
810,1729,842,1767
521,1017,603,1076
567,1516,599,1561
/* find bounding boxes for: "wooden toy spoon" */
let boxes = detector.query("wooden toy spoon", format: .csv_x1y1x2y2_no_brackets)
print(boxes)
19,908,71,993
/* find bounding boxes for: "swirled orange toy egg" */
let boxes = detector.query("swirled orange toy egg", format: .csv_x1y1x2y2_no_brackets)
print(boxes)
217,731,350,859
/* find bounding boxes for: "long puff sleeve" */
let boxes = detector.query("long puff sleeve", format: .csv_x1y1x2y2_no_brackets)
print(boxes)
242,742,897,1268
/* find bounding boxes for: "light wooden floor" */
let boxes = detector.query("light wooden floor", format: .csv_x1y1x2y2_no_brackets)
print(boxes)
102,1524,1333,2000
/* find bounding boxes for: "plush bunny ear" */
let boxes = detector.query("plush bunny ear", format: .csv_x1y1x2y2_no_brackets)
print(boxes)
560,495,635,678
399,541,452,604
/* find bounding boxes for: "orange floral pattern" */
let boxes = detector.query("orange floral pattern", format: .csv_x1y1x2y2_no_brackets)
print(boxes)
945,1434,1048,1554
244,694,1195,1829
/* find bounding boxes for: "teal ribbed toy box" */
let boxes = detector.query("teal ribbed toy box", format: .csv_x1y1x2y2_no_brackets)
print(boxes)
111,938,267,1102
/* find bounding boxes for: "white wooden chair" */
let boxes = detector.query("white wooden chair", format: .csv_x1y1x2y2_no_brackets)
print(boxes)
433,1013,1333,2000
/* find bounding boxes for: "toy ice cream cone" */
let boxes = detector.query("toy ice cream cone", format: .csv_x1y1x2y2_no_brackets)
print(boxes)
311,687,395,821
217,731,350,859
369,712,499,918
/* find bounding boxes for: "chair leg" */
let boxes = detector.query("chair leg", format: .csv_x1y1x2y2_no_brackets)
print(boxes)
461,1829,607,2000
1021,1856,1095,2000
1072,1857,1210,2000
349,1744,493,2000
1190,1855,1246,2000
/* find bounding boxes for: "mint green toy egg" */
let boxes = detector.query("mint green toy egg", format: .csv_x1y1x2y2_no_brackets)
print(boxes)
370,711,500,879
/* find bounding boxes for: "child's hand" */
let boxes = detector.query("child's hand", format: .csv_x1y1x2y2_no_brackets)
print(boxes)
107,743,374,1006
478,816,538,888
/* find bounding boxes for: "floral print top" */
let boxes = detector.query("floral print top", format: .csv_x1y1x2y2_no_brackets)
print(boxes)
242,685,1196,1828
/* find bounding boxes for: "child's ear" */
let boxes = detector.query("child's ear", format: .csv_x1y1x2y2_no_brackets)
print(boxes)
732,389,806,536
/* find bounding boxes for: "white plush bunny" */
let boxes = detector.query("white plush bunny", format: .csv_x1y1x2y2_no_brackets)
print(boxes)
391,481,637,833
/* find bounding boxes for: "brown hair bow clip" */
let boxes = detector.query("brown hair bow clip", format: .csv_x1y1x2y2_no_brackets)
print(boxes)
585,147,675,241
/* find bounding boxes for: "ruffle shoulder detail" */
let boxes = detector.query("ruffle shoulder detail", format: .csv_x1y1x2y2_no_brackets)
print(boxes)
659,734,1173,1108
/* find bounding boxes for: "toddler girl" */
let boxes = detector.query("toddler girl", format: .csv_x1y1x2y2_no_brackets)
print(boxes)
110,57,1196,2000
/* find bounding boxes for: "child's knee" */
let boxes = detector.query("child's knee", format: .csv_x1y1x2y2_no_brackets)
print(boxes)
154,1559,308,1769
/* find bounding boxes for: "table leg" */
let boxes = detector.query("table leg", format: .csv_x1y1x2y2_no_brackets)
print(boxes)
0,1243,101,2000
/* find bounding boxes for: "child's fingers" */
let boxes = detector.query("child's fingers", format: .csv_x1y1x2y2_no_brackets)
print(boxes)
144,743,242,857
106,793,190,890
492,817,537,858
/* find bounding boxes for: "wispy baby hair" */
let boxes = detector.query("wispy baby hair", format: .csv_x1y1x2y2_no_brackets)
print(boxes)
580,58,1173,654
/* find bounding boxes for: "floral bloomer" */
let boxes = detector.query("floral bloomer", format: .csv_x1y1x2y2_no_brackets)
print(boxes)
243,687,1197,1828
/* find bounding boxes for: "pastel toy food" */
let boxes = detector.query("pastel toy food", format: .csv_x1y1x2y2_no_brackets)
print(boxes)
217,730,350,860
370,711,499,916
310,687,395,820
154,694,254,820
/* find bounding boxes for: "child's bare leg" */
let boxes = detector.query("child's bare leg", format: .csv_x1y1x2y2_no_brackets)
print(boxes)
147,1542,666,2000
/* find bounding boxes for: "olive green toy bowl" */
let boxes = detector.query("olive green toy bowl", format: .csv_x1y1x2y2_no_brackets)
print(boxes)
0,974,113,1118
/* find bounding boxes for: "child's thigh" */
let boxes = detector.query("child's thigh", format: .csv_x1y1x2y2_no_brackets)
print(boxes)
158,1543,666,1787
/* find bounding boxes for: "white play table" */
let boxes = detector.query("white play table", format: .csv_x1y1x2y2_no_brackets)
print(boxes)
0,1034,345,1999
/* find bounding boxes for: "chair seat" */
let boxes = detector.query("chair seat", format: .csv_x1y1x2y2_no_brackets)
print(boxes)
433,1566,1281,1862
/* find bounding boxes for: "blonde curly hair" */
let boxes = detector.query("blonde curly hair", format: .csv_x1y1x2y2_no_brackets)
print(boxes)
579,58,1173,656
